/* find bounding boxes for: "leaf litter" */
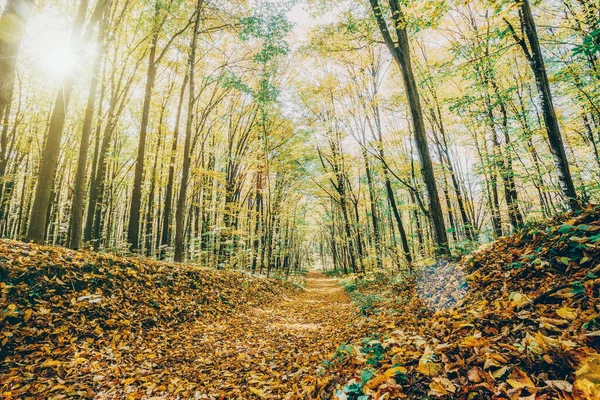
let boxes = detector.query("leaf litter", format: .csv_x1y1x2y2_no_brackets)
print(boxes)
0,242,360,399
330,206,600,399
2,206,600,399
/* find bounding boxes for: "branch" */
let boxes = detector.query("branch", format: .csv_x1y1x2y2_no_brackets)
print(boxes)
504,17,533,63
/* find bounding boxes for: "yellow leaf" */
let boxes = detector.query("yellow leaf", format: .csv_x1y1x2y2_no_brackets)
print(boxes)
24,309,32,322
510,292,531,308
364,374,388,391
491,366,508,379
249,387,267,398
41,359,62,367
384,366,407,377
49,384,67,392
574,354,600,398
545,380,572,392
416,346,442,377
556,307,577,320
506,368,535,390
429,377,456,397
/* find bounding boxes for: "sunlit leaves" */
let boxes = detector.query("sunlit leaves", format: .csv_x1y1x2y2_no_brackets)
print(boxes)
239,0,295,64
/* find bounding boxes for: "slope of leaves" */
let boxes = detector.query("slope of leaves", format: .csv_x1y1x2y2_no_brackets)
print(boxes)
0,240,298,398
332,206,600,399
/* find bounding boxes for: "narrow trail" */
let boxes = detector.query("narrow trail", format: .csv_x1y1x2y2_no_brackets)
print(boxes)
134,271,361,399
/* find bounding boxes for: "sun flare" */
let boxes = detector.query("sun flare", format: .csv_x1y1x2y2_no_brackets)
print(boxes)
22,10,90,78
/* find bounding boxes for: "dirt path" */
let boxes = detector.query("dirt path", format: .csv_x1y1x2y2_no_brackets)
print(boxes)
133,271,361,399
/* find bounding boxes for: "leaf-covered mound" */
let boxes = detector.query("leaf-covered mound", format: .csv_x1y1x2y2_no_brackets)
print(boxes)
332,206,600,399
0,240,294,398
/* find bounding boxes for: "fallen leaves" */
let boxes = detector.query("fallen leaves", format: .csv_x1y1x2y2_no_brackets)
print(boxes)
3,207,600,399
428,377,456,397
2,240,363,398
415,346,442,377
506,368,535,390
332,206,600,399
574,354,600,398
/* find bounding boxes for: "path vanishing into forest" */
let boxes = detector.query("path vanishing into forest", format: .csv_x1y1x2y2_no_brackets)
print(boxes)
1,240,365,400
175,271,360,398
117,271,361,399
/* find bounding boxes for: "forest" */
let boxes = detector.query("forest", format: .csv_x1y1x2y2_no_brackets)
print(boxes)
0,0,600,398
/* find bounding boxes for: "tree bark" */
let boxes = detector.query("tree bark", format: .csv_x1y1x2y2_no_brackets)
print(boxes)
363,148,383,270
0,0,34,128
69,2,109,249
127,3,160,251
27,0,91,243
160,73,188,258
369,0,448,255
511,0,579,210
174,0,202,262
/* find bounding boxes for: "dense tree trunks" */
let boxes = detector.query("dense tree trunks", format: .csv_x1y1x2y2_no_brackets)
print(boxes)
69,2,109,249
128,1,191,251
511,0,579,210
128,3,160,251
363,148,383,270
336,152,358,273
161,74,188,258
0,100,24,233
472,125,503,238
251,177,262,274
0,0,33,129
493,85,523,229
428,103,475,241
90,99,123,249
4,0,600,280
369,106,413,265
369,0,448,255
27,0,91,243
174,0,201,262
144,93,167,256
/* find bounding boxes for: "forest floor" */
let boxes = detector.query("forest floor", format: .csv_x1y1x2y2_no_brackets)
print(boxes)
329,207,600,400
2,207,600,399
0,241,363,399
177,271,361,398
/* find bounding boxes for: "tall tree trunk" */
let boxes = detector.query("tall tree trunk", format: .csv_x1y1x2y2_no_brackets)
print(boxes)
510,0,579,210
368,109,413,265
69,2,109,249
428,102,475,240
160,73,188,257
84,62,106,242
174,0,201,262
363,148,383,270
27,0,91,243
369,0,448,254
91,106,121,249
128,3,160,251
145,99,167,256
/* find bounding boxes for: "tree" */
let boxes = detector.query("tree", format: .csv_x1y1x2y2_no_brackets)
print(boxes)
69,0,110,249
127,0,192,251
27,0,105,243
368,0,448,255
506,0,579,210
0,0,34,127
174,0,202,262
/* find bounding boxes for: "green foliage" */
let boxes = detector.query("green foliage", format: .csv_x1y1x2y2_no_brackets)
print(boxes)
221,70,253,94
360,339,386,367
239,0,294,64
573,29,600,58
361,367,376,384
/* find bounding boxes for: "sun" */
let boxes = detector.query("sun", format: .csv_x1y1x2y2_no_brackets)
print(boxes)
22,9,92,78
